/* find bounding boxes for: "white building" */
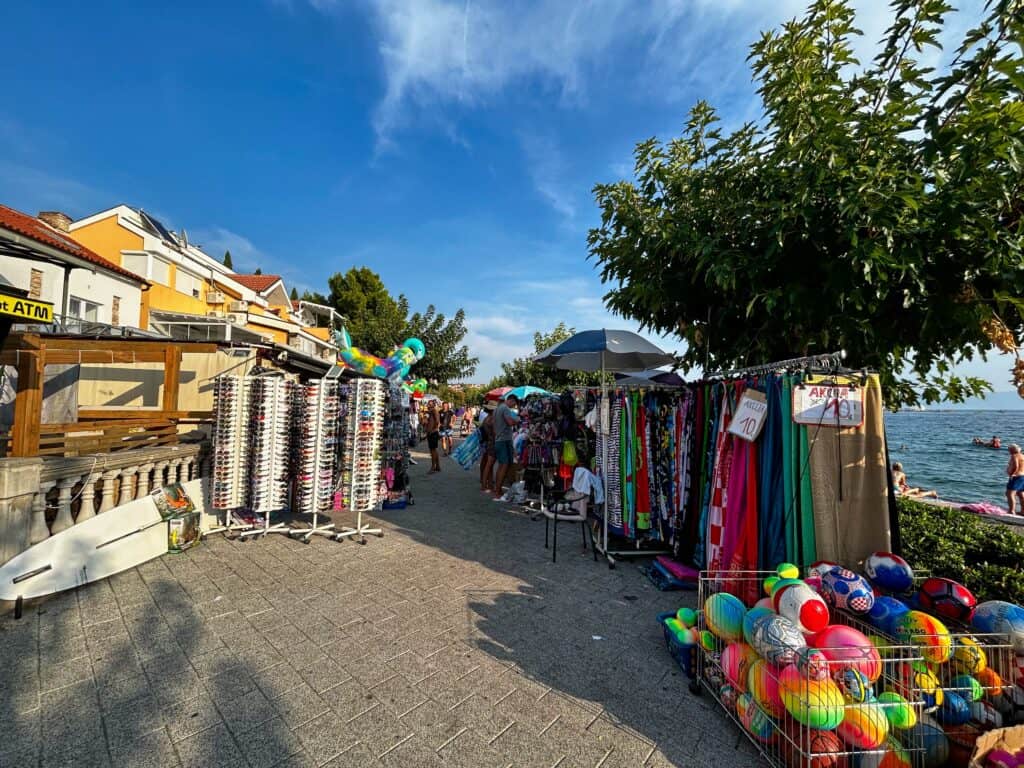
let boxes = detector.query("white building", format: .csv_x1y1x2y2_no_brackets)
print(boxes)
0,206,146,329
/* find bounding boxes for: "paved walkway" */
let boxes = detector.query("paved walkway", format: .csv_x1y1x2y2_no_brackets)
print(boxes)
0,448,760,767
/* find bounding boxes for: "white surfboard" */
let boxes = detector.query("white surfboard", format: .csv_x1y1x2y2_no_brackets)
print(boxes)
0,478,208,601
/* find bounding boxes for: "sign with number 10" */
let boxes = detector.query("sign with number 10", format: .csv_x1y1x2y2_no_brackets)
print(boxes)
792,383,863,428
727,390,768,442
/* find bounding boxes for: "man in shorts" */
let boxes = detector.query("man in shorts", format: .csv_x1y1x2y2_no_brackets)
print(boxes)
424,401,441,473
439,402,455,456
492,394,520,499
479,403,496,493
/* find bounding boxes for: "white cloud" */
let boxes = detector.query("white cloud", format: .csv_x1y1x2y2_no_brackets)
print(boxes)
519,130,577,220
192,226,266,271
466,315,528,335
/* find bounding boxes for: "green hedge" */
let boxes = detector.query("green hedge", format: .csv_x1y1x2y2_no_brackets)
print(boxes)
897,497,1024,606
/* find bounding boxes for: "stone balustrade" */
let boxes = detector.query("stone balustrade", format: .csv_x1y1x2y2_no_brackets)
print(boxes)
0,441,210,564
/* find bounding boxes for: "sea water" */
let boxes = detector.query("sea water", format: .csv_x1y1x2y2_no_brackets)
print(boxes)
886,410,1024,504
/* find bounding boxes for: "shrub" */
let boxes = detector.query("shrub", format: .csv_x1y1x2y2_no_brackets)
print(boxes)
898,497,1024,606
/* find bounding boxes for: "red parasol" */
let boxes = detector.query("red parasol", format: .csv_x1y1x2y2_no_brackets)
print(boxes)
484,386,513,402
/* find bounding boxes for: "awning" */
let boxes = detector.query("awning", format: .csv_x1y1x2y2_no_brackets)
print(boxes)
149,311,268,345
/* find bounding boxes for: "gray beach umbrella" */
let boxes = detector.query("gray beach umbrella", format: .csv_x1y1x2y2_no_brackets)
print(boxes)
532,329,674,373
613,369,685,387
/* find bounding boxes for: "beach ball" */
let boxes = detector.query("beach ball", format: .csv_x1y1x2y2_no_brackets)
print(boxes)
754,597,774,611
676,607,698,628
869,597,911,635
820,568,876,614
974,667,1003,698
838,701,890,749
721,642,759,691
719,683,739,712
918,577,977,624
864,553,914,593
809,561,842,579
836,667,874,704
851,736,912,768
704,592,747,643
805,575,823,593
764,575,780,596
876,691,917,730
699,630,716,651
779,663,845,730
892,661,943,711
782,721,847,768
744,605,775,646
812,625,883,682
949,675,984,702
893,611,952,664
778,562,801,580
778,584,831,634
737,692,777,742
747,659,785,718
969,700,1004,730
752,614,808,667
935,690,971,725
771,578,806,602
951,637,988,675
796,647,832,681
972,601,1024,655
900,717,949,768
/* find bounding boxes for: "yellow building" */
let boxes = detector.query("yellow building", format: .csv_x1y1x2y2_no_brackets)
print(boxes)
68,206,336,363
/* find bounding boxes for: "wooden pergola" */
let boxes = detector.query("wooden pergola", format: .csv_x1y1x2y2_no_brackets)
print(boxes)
1,333,217,457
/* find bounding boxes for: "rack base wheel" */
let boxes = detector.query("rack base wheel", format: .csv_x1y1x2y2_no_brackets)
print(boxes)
689,679,701,695
376,531,384,538
359,538,367,545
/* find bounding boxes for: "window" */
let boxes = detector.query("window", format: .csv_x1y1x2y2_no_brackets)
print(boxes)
150,258,169,286
122,253,148,277
68,296,99,322
175,269,201,298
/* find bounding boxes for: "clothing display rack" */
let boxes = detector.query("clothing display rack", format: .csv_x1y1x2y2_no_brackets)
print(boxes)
336,377,384,543
239,375,293,539
210,375,255,535
289,378,341,542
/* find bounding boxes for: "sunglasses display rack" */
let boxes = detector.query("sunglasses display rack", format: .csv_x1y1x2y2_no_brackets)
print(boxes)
381,383,412,505
289,379,341,542
210,375,256,535
335,378,385,543
238,375,294,539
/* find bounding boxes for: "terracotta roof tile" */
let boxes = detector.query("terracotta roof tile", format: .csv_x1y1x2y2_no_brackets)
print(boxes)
0,204,145,283
232,274,281,293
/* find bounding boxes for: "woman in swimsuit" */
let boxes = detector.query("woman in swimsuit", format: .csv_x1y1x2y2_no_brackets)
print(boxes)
1006,444,1024,515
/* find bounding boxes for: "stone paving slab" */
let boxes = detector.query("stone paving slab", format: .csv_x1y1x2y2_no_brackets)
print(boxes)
0,447,760,767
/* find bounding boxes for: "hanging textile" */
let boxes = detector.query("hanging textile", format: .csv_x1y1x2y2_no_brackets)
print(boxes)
704,385,735,573
757,376,786,569
806,373,892,564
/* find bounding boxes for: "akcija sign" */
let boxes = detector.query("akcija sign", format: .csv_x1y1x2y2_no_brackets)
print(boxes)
792,382,864,428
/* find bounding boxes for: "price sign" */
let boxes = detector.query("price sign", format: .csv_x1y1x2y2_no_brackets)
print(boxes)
727,390,768,442
792,383,863,428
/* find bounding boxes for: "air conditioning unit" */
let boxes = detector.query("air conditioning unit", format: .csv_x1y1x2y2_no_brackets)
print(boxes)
206,291,225,304
228,300,248,313
226,314,239,324
206,310,223,318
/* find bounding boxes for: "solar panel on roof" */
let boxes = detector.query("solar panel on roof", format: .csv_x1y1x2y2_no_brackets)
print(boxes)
138,209,177,243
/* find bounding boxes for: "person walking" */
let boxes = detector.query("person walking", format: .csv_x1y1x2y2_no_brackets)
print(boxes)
492,394,520,500
479,403,496,494
424,401,441,473
1006,444,1024,515
439,402,455,456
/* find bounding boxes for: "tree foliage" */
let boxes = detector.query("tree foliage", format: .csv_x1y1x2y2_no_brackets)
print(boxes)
290,287,298,301
223,250,233,269
319,267,477,383
404,305,478,383
491,322,607,391
589,0,1024,407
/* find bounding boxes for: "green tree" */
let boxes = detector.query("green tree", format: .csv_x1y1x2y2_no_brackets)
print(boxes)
290,287,299,302
403,305,478,383
223,250,233,269
325,267,408,354
589,0,1024,408
493,322,606,391
254,268,262,276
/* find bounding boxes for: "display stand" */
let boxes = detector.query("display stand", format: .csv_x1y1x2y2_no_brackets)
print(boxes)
239,375,293,539
210,375,255,536
335,378,384,544
290,377,340,542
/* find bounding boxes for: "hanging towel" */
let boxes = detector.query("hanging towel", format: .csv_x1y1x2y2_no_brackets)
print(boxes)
572,466,605,504
705,386,734,573
758,376,786,569
806,374,891,566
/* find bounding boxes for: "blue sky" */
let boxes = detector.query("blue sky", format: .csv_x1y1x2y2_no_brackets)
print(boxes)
2,0,1017,399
